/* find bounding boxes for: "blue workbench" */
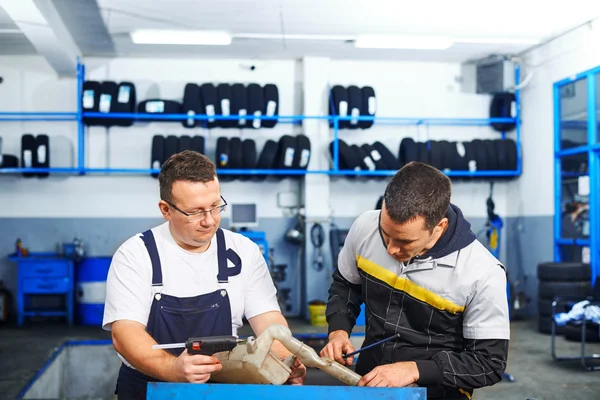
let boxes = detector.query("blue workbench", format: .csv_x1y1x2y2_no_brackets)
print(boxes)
146,383,426,399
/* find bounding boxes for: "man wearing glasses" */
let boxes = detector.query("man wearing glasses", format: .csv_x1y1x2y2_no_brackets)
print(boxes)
320,162,509,399
102,150,306,399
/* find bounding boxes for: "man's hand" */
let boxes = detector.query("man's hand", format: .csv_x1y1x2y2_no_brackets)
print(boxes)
286,358,307,385
357,362,419,387
170,349,223,383
319,330,356,366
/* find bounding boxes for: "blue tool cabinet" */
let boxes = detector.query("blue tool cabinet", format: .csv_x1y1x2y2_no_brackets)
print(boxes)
8,252,74,326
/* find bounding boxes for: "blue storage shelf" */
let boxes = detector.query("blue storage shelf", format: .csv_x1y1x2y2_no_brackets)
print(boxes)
553,65,600,287
0,59,522,178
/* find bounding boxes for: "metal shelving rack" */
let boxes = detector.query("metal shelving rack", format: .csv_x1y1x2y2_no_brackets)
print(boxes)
0,60,522,178
553,65,600,287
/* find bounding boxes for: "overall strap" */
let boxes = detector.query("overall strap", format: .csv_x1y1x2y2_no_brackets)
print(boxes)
216,228,242,283
140,229,163,287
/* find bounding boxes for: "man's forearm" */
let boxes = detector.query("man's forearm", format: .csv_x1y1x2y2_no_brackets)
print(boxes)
416,339,508,389
112,320,178,382
325,269,363,335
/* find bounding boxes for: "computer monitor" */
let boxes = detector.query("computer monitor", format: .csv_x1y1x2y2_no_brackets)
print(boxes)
230,203,258,229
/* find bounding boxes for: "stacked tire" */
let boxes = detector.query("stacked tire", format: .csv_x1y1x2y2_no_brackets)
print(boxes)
537,262,592,334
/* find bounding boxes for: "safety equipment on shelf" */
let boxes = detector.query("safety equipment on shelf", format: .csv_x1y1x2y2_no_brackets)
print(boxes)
490,92,516,132
329,85,376,130
182,83,202,128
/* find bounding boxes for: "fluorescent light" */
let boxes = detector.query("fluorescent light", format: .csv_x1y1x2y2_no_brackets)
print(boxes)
130,30,231,45
455,37,540,45
354,34,454,50
234,33,355,41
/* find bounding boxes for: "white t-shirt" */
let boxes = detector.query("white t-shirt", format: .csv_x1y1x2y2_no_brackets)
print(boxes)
102,222,280,337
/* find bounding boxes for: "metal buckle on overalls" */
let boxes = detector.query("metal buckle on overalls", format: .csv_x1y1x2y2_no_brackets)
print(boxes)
152,284,164,301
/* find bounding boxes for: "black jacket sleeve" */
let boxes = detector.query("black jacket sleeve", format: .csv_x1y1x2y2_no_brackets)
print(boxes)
416,339,508,389
325,269,364,335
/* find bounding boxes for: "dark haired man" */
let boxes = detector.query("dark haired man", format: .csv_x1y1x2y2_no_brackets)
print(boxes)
103,150,306,399
321,162,509,399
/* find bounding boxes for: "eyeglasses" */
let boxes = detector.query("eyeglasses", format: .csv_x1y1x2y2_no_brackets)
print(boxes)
166,195,228,223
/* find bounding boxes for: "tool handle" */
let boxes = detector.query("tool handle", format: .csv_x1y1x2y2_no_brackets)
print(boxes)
185,335,239,355
343,333,401,358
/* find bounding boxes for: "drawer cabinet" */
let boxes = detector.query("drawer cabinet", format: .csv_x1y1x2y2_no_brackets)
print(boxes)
9,253,74,326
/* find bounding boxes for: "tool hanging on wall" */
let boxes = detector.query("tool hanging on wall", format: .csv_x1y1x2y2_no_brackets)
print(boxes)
310,222,325,271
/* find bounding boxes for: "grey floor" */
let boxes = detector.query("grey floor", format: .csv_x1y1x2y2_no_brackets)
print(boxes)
0,319,598,400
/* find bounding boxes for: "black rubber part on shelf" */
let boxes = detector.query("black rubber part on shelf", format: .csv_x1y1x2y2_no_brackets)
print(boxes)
98,81,119,127
182,83,202,129
454,142,471,171
242,139,258,169
470,139,488,171
35,134,50,178
21,134,36,178
336,139,360,171
538,280,593,300
417,142,430,165
215,137,232,182
538,262,591,282
361,144,386,170
347,145,365,181
262,84,279,128
113,82,136,127
274,135,296,180
356,145,375,171
191,136,205,155
82,80,101,126
359,86,376,129
292,134,311,170
255,139,278,182
178,135,192,153
137,100,183,121
346,86,362,130
563,323,600,342
164,136,179,162
0,154,18,168
503,139,518,170
483,139,499,170
428,140,444,170
230,84,247,129
329,141,348,170
228,137,243,181
150,135,165,178
438,140,455,170
200,84,219,129
246,83,264,129
490,92,516,132
398,138,418,167
240,138,257,182
217,84,234,128
329,86,349,129
370,142,398,171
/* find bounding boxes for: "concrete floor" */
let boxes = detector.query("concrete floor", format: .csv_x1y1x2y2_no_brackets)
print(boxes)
0,319,598,399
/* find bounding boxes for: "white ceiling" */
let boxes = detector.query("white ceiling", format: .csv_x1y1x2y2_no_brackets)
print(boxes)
1,0,600,64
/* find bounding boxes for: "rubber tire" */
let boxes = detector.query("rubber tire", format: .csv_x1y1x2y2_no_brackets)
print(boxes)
538,262,591,282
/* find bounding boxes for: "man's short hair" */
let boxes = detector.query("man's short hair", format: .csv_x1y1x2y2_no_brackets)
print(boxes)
158,150,217,202
383,161,451,231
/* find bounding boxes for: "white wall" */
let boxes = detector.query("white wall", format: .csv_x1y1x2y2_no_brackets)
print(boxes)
509,18,600,218
327,60,510,218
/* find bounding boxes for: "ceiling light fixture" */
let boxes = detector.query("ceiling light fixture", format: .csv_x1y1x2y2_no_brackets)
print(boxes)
234,33,355,41
354,34,454,50
455,37,540,45
130,29,231,45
